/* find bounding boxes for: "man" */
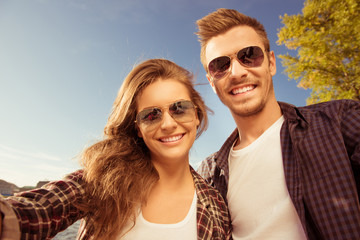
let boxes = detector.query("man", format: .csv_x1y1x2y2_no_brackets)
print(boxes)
196,8,360,240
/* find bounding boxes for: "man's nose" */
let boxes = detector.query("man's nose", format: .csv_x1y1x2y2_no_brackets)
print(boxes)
229,58,249,79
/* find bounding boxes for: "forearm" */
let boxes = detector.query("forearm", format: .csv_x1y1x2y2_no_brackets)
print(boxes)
0,197,21,240
0,170,86,239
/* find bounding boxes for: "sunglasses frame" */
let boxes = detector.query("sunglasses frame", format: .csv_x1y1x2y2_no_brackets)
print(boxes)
135,100,197,130
207,46,267,82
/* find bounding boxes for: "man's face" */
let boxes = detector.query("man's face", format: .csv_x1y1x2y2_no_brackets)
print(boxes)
205,25,277,118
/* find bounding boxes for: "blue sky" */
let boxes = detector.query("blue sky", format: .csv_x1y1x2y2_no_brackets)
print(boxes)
0,0,310,187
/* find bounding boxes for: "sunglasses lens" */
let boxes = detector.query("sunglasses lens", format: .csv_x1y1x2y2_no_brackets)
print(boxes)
208,56,231,80
137,108,162,126
136,100,195,130
169,100,195,122
237,46,264,67
208,46,265,81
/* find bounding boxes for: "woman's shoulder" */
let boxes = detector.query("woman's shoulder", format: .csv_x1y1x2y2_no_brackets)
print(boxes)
190,166,232,239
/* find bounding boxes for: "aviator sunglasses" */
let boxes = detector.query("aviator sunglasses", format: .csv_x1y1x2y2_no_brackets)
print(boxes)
135,100,196,130
208,46,266,81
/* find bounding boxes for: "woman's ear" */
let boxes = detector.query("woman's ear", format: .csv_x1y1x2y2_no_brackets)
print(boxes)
195,109,200,128
196,118,200,128
136,125,143,138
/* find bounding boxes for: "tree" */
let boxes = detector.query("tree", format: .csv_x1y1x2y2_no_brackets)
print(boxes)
277,0,360,104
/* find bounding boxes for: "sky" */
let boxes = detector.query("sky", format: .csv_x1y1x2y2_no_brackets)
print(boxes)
0,0,311,187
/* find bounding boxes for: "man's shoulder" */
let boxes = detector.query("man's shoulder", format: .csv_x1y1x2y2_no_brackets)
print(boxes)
196,129,237,184
197,152,218,184
281,99,360,120
191,166,219,197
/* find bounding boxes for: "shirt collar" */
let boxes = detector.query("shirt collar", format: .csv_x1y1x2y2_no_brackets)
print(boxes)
278,101,309,128
214,102,309,166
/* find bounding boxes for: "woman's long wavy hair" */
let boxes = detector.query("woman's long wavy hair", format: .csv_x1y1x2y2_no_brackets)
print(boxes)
79,59,210,239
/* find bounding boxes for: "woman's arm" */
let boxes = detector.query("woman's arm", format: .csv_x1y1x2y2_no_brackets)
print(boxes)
0,196,21,239
1,170,86,239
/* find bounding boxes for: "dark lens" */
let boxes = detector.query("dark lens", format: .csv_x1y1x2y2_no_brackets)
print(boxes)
237,46,264,67
169,100,194,122
208,56,231,80
138,108,162,124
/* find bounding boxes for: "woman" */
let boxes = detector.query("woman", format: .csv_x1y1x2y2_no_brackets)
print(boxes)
0,59,231,239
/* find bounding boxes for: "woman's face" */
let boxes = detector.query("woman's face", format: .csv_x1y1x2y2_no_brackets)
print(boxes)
136,79,199,166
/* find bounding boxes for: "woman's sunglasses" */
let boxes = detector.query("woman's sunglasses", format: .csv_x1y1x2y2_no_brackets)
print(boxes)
208,46,265,81
136,100,196,130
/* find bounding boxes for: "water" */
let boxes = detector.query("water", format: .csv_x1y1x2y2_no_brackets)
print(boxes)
53,220,80,239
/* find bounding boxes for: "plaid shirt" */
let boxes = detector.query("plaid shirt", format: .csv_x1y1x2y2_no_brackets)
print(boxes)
0,167,231,240
198,100,360,240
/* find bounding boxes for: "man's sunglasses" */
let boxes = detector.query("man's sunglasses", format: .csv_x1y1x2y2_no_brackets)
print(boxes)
208,46,265,81
136,100,196,130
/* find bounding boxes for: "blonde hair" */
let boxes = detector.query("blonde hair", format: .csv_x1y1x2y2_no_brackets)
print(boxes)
196,8,270,71
79,59,209,239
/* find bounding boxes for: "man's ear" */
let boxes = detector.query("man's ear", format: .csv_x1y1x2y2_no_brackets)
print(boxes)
206,74,217,94
268,51,277,77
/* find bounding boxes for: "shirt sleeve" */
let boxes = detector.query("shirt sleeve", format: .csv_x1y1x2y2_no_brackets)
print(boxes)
0,170,86,240
340,100,360,166
339,100,360,192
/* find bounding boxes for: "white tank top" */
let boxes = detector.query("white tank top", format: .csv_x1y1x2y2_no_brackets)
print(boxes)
227,116,307,240
119,191,197,240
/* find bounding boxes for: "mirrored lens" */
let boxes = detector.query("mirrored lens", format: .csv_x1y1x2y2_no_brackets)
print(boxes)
208,46,265,81
169,100,195,122
208,56,231,80
136,100,196,130
237,46,264,67
137,108,162,125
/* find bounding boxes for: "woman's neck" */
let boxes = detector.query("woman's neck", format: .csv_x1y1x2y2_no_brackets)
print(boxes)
152,158,193,189
142,160,195,224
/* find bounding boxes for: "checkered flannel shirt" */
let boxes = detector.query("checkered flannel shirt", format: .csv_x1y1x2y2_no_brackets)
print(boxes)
1,167,231,239
198,100,360,240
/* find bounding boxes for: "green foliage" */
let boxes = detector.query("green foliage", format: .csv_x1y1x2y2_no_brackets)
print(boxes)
277,0,360,104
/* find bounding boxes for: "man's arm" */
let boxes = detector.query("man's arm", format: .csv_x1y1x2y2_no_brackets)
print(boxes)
340,100,360,187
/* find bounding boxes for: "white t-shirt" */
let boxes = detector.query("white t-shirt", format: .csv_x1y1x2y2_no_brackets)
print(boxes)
227,116,306,240
119,191,197,240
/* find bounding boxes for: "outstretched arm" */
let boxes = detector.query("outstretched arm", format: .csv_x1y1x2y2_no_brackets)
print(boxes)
1,170,86,239
0,196,21,239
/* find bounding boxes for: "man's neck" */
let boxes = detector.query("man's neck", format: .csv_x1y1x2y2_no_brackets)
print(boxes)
232,102,282,150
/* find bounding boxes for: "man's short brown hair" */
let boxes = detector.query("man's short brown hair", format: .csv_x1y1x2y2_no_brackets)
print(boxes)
196,8,270,72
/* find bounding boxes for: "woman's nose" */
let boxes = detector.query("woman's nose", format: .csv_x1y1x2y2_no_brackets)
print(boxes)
160,111,178,130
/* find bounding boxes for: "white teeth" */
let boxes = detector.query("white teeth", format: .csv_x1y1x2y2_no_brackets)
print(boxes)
232,85,255,94
160,134,183,143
